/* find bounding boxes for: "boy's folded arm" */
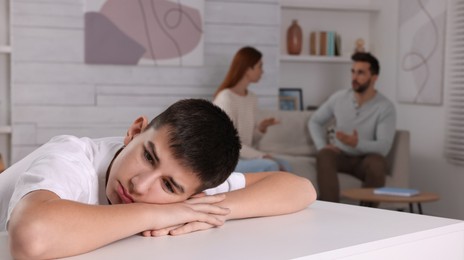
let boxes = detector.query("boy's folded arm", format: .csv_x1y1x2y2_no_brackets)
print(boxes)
166,172,316,237
161,172,317,236
219,171,317,220
8,190,228,260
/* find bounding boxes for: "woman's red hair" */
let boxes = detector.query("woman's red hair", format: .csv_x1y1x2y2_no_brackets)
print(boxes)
214,46,262,97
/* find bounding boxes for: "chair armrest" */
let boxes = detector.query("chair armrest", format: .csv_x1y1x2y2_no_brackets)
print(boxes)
386,130,410,188
0,154,5,173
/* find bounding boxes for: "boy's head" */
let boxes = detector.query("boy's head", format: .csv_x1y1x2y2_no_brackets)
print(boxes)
106,99,241,205
147,99,241,191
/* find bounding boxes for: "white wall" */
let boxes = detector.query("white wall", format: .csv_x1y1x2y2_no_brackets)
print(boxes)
9,0,464,219
372,0,464,219
10,0,281,162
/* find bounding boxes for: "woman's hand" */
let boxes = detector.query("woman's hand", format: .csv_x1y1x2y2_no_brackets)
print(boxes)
258,117,280,133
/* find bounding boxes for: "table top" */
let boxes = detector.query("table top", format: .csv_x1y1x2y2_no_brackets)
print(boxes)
0,201,462,260
341,188,440,203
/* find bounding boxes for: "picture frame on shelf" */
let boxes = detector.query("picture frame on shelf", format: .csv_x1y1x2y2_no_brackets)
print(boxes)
279,96,298,111
279,88,303,111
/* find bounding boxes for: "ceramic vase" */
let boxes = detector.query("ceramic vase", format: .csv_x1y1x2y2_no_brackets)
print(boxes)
287,20,302,55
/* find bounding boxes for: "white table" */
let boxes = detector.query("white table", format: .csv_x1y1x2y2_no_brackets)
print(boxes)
1,201,463,259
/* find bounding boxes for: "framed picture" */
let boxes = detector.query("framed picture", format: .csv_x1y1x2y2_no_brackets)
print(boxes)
397,1,446,105
279,88,303,111
84,0,205,66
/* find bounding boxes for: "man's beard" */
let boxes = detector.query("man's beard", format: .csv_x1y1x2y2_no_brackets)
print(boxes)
352,79,370,94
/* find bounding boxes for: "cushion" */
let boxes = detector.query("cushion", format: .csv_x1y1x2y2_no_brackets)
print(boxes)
257,110,316,156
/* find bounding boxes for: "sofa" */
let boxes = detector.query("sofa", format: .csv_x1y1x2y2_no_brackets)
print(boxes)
256,110,410,195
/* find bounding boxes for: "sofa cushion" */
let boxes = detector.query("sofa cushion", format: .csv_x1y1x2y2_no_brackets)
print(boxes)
257,110,316,156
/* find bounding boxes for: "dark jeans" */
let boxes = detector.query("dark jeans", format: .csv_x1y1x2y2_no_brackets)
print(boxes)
316,148,387,203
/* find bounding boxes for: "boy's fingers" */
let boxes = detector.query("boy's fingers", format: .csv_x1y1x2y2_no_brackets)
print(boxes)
193,212,226,227
150,225,182,237
190,192,206,198
151,228,173,237
169,222,218,236
185,194,226,204
189,204,230,217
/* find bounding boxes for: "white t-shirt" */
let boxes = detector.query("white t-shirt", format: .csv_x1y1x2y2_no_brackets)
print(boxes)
0,135,245,231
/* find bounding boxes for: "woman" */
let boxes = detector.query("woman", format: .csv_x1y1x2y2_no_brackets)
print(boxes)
213,46,292,173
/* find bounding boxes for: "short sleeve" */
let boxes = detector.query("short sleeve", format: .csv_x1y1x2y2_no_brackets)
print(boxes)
203,172,246,195
7,153,92,226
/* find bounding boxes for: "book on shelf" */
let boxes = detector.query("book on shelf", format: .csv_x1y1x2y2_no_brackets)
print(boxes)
309,31,341,56
373,187,420,197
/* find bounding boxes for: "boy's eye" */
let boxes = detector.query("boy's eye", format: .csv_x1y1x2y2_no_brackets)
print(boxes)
163,179,174,193
144,150,154,165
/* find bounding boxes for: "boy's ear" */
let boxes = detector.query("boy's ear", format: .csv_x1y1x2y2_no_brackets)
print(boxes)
124,116,149,145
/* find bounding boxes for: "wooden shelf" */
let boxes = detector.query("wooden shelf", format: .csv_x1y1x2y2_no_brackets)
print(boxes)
0,125,12,134
0,45,11,54
280,0,380,12
280,55,351,63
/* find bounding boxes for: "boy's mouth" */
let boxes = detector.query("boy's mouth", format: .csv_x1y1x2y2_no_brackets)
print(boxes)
117,181,135,203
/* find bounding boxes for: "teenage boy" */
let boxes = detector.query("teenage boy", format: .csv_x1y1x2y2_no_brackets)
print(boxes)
0,99,316,259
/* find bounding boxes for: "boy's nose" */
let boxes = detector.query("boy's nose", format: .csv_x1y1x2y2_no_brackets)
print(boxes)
130,171,158,195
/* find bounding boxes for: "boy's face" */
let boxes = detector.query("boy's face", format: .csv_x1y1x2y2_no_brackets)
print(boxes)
106,124,202,205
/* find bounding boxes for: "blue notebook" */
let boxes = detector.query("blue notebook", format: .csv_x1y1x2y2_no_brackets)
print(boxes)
373,187,420,197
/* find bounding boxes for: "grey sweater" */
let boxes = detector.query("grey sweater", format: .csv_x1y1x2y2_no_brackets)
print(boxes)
308,89,396,156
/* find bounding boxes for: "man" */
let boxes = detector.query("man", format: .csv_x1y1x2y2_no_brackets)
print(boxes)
0,99,316,259
308,52,396,203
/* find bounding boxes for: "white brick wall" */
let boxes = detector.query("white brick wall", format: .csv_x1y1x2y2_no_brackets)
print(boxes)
10,0,280,162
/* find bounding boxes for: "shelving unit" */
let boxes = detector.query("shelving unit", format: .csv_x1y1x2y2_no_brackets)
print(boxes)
280,1,380,12
0,0,11,166
281,54,351,63
0,45,11,53
279,0,380,108
0,125,11,134
0,45,11,137
0,45,11,135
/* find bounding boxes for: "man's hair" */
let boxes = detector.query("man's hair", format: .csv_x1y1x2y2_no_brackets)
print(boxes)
148,99,241,192
351,52,380,75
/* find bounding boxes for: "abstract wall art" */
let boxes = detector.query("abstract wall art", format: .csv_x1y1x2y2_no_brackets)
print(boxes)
397,0,446,105
84,0,204,66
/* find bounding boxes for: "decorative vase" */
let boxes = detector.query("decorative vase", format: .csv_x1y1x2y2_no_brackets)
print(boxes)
287,20,302,55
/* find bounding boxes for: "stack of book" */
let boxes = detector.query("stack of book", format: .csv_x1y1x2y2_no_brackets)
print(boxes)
373,187,420,197
309,31,341,56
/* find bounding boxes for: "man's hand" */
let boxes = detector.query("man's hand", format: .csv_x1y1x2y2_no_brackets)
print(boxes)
336,130,358,148
258,117,280,133
141,194,230,237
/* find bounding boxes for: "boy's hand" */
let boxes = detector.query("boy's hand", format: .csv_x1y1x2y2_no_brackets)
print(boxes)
143,219,225,237
142,194,230,237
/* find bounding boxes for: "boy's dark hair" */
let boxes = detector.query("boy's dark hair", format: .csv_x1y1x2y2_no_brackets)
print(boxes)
148,99,241,192
351,52,380,75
